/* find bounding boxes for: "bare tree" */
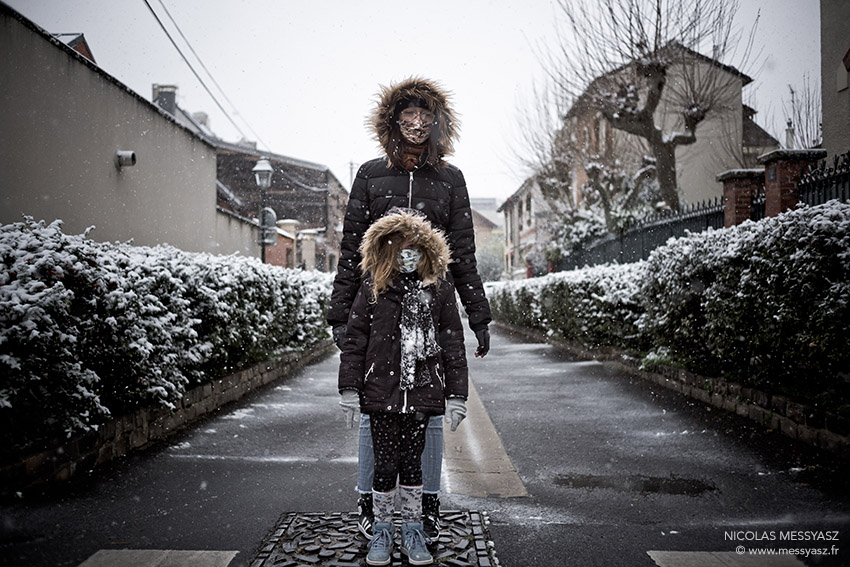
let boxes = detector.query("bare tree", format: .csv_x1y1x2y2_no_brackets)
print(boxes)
513,79,577,212
783,73,822,150
540,0,757,210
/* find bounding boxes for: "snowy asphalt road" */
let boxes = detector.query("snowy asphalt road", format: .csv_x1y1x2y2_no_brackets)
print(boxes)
1,325,849,566
462,327,849,566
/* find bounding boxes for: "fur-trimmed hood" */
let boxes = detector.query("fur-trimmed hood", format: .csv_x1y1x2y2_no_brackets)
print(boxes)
369,77,460,164
359,209,451,287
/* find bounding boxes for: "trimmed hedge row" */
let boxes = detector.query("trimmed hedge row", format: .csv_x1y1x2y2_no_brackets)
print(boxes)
489,262,646,350
0,218,332,453
487,201,850,414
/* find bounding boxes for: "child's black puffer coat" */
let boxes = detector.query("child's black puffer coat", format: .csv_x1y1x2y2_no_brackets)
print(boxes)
338,211,468,415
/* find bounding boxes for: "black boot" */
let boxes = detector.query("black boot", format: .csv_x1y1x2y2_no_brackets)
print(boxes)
357,493,374,539
421,493,442,542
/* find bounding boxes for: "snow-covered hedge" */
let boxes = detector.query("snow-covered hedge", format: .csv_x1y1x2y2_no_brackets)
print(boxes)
639,201,850,401
0,218,332,450
487,201,850,410
487,262,647,350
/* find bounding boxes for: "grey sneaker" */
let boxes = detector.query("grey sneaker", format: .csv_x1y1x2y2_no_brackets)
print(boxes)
366,522,394,566
401,522,433,565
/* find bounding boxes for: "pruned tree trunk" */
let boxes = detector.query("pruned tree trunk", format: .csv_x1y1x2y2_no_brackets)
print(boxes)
523,0,758,214
653,141,680,210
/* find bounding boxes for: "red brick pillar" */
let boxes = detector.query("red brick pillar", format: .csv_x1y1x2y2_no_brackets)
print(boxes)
716,169,764,227
757,149,827,217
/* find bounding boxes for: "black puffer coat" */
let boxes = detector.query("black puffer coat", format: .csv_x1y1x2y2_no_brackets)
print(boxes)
338,212,467,415
339,277,468,415
327,77,491,332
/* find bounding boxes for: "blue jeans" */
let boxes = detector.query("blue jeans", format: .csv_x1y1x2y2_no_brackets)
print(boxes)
357,413,443,494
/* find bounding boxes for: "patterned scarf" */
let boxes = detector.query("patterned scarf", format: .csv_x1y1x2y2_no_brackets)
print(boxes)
398,276,440,391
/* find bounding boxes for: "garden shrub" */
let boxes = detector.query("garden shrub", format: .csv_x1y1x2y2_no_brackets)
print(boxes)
0,218,332,452
487,201,850,414
640,201,850,405
488,262,646,350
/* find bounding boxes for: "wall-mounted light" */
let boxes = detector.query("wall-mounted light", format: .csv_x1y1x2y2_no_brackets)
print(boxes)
115,150,136,169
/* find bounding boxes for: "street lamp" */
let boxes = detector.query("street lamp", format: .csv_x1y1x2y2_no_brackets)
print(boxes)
252,157,275,263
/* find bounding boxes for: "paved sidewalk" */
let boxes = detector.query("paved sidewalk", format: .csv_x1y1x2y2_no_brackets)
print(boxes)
443,375,527,499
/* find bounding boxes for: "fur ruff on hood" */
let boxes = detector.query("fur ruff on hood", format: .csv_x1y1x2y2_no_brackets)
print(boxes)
369,77,460,164
359,209,451,288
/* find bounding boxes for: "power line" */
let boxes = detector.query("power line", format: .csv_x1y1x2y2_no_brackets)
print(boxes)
141,0,269,150
152,0,270,150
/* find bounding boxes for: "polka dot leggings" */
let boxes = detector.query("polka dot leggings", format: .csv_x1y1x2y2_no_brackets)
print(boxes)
369,412,429,493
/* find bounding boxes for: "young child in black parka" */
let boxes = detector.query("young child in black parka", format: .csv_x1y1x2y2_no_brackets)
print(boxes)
338,209,468,566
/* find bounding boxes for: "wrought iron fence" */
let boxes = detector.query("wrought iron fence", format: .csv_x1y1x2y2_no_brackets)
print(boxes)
798,150,850,206
555,197,724,271
750,188,766,221
552,150,849,273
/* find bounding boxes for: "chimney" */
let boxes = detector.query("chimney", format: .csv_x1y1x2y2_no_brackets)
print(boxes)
152,84,178,116
192,112,209,128
277,219,299,237
785,119,795,149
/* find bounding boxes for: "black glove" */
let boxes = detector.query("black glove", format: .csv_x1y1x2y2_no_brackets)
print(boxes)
333,324,347,350
474,327,490,358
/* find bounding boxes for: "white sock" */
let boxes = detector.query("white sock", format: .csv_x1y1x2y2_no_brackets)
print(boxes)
399,484,423,524
372,488,397,524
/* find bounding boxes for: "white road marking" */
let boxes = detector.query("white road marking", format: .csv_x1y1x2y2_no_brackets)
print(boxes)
648,551,806,566
168,454,357,463
78,549,238,567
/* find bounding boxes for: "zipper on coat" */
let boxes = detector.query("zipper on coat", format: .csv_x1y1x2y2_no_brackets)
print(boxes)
364,362,375,381
402,389,409,413
408,170,414,209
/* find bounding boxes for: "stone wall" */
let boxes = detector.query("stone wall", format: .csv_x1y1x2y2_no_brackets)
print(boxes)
1,341,335,497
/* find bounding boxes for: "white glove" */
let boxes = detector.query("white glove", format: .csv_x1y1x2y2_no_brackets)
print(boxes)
339,390,359,429
445,398,467,432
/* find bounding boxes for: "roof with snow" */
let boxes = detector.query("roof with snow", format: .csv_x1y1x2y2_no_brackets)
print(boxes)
742,112,780,149
498,177,536,213
471,208,498,231
565,41,754,120
1,3,217,153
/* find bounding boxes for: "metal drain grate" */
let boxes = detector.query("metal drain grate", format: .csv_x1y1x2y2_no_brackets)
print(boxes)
250,510,499,567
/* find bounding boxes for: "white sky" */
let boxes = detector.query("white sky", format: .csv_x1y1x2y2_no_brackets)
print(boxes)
8,0,820,202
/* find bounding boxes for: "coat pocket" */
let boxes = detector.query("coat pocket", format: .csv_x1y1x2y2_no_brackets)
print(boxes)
362,357,393,402
416,360,445,404
434,362,445,389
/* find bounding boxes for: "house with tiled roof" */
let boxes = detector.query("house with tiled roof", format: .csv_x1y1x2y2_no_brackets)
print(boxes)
564,42,774,208
1,4,247,256
152,85,347,271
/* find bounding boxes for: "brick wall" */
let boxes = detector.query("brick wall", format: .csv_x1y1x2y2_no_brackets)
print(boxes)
718,149,828,226
765,159,810,217
718,169,763,227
